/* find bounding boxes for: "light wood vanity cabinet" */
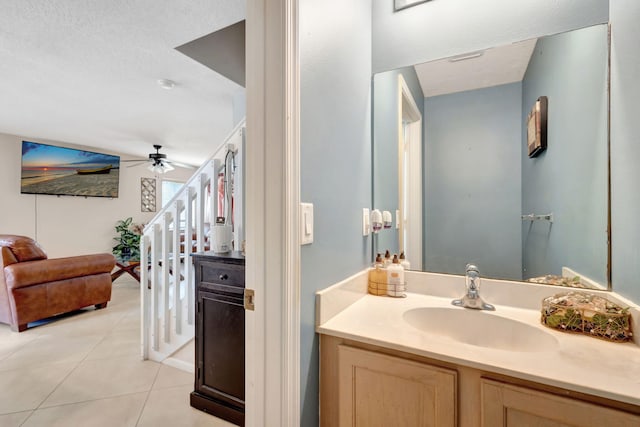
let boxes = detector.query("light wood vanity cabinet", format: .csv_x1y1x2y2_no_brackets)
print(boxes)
481,379,640,427
320,335,640,427
338,345,456,426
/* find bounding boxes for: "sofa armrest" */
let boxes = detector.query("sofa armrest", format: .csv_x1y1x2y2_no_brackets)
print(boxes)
4,254,116,290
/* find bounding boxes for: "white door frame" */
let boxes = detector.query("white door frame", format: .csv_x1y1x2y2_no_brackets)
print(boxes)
246,0,300,425
397,75,423,270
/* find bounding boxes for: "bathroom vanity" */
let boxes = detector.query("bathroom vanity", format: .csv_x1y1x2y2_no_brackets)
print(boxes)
317,270,640,426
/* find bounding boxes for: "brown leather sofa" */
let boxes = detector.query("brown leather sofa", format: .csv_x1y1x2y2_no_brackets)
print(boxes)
0,235,116,332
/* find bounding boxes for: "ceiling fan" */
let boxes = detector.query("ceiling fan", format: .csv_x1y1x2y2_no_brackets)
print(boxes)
123,145,195,174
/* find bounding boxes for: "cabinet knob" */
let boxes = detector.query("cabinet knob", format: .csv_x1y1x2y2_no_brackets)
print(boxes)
219,274,228,281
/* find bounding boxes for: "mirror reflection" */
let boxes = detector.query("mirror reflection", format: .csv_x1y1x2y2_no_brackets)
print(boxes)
372,24,610,290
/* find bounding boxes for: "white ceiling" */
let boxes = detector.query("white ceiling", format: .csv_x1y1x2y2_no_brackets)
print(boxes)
415,38,537,98
0,1,245,166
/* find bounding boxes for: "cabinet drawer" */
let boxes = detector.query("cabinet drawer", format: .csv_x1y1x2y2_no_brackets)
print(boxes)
198,262,244,288
198,285,244,305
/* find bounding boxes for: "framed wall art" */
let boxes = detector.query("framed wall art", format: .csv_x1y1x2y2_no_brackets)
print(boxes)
527,96,548,158
141,177,156,212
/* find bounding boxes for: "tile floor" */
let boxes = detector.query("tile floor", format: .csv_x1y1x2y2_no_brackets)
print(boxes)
0,277,234,427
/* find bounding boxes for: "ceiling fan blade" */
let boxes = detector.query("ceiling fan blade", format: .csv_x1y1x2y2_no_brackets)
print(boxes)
165,159,197,169
124,160,148,168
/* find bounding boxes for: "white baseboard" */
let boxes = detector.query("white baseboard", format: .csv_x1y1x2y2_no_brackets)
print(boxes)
162,356,194,373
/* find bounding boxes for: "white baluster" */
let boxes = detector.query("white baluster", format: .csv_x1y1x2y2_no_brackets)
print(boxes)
151,223,160,352
184,186,195,325
173,199,183,334
140,233,150,359
139,120,245,361
162,212,171,343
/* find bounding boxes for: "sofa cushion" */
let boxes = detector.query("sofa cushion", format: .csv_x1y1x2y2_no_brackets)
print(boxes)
0,235,47,262
4,254,116,290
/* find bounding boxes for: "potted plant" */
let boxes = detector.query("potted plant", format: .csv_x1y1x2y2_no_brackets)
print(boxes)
112,217,143,261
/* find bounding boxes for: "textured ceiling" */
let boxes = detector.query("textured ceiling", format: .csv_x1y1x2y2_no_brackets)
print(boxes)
415,38,537,98
0,0,245,166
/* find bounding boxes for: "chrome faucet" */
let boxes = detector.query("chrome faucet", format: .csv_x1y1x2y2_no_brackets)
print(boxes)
452,264,495,310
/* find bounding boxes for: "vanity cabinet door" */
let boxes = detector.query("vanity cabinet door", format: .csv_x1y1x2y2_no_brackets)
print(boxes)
338,345,456,427
481,379,640,427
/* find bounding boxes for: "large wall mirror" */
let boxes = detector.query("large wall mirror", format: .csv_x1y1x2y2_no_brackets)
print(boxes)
372,23,611,290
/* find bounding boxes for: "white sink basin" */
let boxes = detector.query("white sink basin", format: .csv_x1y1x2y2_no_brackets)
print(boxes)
403,307,558,352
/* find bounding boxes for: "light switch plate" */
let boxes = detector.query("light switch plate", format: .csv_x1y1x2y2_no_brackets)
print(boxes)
363,208,370,236
300,203,314,245
396,209,400,229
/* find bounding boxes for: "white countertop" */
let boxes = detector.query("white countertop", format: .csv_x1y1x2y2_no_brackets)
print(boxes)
316,270,640,406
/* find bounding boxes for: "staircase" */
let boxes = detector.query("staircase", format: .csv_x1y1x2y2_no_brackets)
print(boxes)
141,119,245,362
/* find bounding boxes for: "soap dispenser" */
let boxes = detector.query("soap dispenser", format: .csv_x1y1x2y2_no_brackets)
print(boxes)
387,254,406,298
383,250,392,267
368,254,387,296
399,252,410,270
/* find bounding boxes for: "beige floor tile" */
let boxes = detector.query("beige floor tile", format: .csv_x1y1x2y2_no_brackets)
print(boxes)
0,334,103,372
137,385,236,427
22,392,147,427
0,327,39,361
0,323,35,339
153,364,193,390
0,362,77,414
171,339,194,364
114,310,142,332
110,280,142,300
0,268,230,426
109,290,141,307
31,308,127,338
0,410,33,426
41,356,160,407
85,329,140,361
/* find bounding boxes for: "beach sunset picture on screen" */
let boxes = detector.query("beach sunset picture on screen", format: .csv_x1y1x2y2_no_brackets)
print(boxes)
21,141,120,198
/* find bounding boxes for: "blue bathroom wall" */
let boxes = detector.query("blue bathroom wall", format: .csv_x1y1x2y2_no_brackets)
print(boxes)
521,25,609,285
372,67,424,258
610,0,640,303
424,83,523,280
372,0,609,74
299,0,372,425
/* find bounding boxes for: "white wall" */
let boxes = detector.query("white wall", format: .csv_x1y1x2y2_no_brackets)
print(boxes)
373,0,609,73
0,132,194,258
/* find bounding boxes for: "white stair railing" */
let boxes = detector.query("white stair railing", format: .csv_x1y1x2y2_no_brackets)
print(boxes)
141,119,245,362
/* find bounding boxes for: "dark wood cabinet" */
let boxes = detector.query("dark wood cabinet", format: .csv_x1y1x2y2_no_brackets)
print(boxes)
191,252,245,426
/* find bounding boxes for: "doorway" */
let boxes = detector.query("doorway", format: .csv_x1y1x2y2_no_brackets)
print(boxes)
398,75,423,270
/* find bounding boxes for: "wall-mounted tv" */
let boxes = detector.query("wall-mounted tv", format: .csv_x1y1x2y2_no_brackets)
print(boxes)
21,141,120,198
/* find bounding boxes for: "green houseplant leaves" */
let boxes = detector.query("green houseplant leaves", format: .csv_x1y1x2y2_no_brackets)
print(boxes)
112,217,141,261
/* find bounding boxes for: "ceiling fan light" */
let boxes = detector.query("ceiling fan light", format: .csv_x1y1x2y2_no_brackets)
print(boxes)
147,163,159,173
148,162,173,174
